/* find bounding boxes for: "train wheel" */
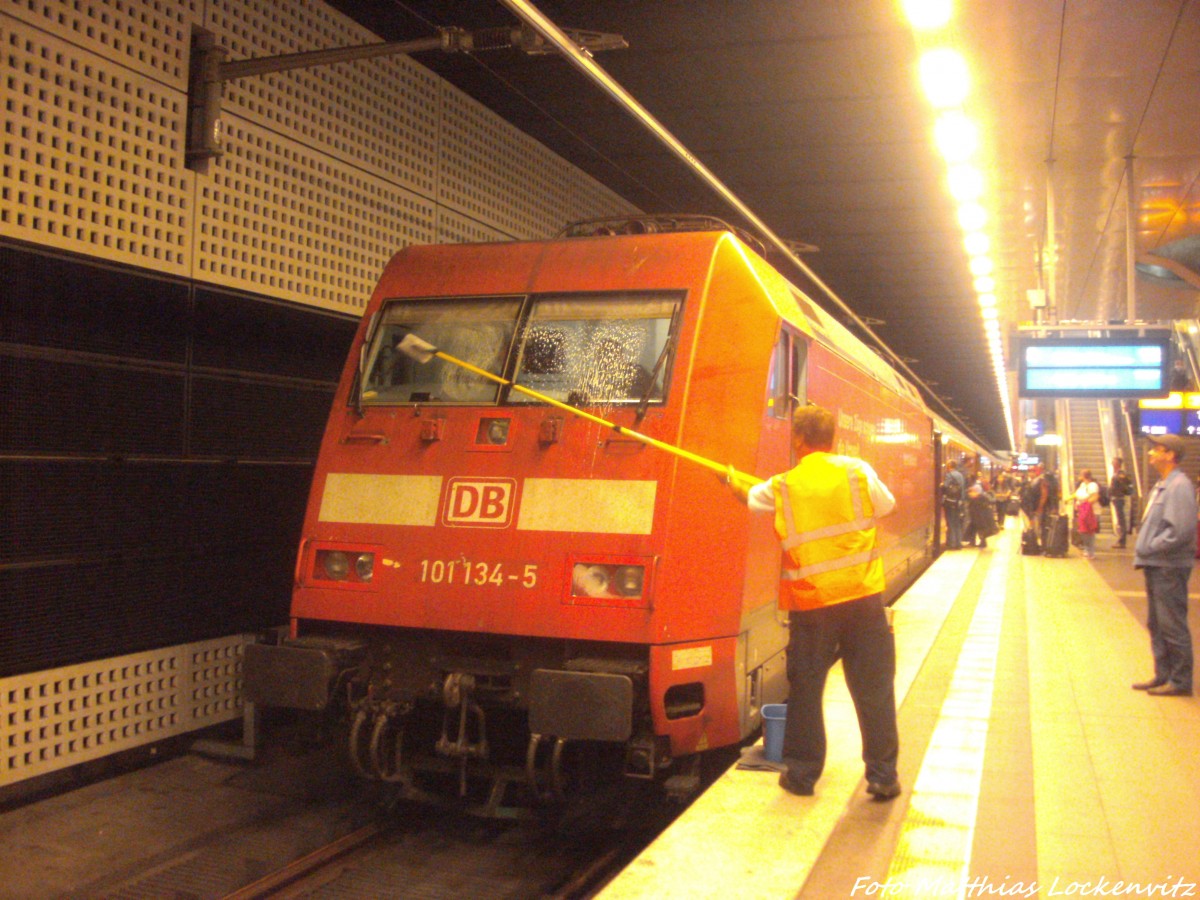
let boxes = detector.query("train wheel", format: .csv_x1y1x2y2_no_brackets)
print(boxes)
347,708,374,780
369,711,411,784
524,734,568,803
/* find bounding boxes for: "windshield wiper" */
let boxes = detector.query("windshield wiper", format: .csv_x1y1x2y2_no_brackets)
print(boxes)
636,324,678,419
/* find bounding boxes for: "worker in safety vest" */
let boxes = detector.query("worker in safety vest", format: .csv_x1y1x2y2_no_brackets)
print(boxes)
727,403,900,800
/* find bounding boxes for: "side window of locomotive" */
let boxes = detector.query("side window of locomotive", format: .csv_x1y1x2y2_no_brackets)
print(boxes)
511,293,682,406
768,332,807,418
768,337,787,419
791,338,808,407
360,297,521,405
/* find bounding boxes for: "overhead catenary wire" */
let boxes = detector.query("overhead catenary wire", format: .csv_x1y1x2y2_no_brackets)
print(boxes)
493,0,990,451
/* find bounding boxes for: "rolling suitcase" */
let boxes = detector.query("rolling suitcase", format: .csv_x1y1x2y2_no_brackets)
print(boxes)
1021,528,1041,555
1042,513,1070,557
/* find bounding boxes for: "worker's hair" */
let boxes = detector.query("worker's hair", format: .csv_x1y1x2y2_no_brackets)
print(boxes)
792,404,836,450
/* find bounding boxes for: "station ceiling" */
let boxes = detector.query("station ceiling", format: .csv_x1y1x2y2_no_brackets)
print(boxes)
325,0,1200,451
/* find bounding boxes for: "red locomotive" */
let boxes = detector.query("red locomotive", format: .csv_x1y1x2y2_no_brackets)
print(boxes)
245,216,978,812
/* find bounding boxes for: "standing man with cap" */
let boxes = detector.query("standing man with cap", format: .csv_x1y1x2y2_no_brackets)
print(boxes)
725,404,901,800
1132,434,1196,697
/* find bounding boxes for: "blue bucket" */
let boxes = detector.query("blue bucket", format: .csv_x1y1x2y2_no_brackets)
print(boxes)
762,703,787,762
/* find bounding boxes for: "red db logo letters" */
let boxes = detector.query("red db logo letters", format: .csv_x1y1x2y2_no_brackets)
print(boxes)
443,478,516,528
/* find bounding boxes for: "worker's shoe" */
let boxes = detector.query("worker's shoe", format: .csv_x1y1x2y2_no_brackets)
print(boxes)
1132,678,1166,690
866,779,902,801
778,771,814,796
1146,683,1192,696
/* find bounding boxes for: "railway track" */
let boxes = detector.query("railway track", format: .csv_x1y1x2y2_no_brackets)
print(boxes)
216,814,646,900
92,784,669,899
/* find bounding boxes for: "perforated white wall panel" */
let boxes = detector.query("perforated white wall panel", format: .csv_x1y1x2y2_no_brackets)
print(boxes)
0,10,193,274
1,0,639,315
1,635,250,787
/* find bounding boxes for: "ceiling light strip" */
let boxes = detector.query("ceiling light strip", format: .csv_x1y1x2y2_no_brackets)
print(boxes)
907,7,1016,451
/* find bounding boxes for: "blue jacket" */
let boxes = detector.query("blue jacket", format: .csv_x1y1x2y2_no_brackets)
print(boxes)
1134,468,1197,569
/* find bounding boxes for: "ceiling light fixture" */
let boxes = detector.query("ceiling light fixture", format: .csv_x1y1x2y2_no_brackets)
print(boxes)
957,202,987,231
919,48,970,108
902,0,953,30
947,164,984,202
969,255,994,277
964,232,990,256
933,111,979,163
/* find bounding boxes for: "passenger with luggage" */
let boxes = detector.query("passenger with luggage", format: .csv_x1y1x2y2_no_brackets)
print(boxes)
993,469,1015,517
941,459,966,550
1019,465,1049,553
1039,467,1069,557
1131,434,1196,697
1109,457,1133,548
1073,469,1101,559
964,475,999,549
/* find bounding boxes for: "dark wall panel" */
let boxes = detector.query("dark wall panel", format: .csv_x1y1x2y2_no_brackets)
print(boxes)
0,358,186,456
189,376,334,460
0,245,190,362
0,243,357,678
193,288,359,381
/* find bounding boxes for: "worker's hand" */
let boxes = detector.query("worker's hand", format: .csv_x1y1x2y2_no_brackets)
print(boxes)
723,465,757,498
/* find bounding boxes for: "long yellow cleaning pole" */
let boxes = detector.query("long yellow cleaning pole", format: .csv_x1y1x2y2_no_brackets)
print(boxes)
395,333,758,490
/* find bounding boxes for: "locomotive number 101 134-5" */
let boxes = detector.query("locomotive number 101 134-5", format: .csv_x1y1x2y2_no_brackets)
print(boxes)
417,558,539,588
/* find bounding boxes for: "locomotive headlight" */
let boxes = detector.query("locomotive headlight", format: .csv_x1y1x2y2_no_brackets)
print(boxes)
354,552,375,582
323,551,351,581
312,547,378,586
612,565,644,597
572,564,611,597
570,562,646,600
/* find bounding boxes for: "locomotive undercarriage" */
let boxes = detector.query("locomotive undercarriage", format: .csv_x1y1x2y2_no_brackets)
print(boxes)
247,628,684,816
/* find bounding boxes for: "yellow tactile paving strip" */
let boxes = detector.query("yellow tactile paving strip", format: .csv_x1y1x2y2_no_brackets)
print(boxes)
881,526,1008,896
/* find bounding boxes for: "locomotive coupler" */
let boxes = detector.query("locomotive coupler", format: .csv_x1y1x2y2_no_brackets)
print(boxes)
437,673,490,798
436,673,489,760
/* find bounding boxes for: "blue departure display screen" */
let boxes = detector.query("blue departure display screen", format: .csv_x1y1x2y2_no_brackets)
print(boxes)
1019,335,1171,398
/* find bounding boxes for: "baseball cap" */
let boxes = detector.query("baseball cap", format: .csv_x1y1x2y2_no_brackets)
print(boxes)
1147,433,1186,459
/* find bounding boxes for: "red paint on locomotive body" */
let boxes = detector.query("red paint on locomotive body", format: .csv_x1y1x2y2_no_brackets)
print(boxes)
268,225,973,799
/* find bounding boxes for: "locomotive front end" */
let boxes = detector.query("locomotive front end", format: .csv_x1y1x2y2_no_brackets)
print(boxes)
246,242,730,809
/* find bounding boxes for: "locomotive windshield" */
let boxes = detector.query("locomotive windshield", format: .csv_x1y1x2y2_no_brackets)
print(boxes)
360,292,682,407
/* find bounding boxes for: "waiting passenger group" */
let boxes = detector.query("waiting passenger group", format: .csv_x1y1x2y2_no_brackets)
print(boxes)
940,458,1003,550
941,443,1194,698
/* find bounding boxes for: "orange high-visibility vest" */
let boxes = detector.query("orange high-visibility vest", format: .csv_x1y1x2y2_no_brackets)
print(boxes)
771,452,885,610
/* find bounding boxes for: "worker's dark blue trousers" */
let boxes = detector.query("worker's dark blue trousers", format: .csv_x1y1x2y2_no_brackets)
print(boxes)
781,593,899,788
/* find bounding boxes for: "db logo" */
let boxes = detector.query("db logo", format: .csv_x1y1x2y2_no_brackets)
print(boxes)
442,477,516,528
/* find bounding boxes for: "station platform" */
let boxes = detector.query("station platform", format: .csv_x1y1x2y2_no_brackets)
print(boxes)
600,517,1200,899
3,517,1199,898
